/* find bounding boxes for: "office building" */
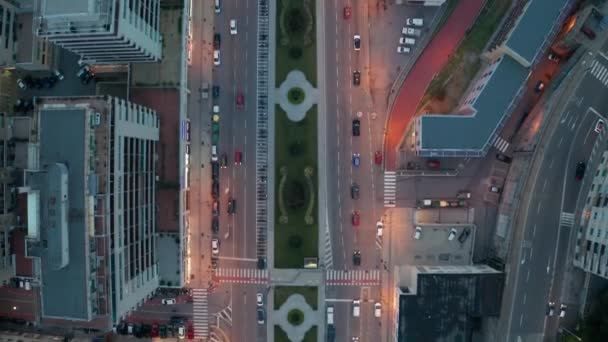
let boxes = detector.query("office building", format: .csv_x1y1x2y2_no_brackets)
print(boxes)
0,0,17,68
21,95,159,328
33,0,162,64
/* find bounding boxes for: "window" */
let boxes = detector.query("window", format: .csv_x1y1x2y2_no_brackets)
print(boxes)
0,5,4,36
4,10,10,48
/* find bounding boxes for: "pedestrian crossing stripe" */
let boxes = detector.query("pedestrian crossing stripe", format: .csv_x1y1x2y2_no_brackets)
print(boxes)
560,211,575,227
384,171,397,208
326,269,381,286
192,288,209,339
493,135,509,153
214,268,269,284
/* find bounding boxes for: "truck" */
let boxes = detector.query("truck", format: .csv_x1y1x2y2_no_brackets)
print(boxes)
406,18,424,27
326,306,334,325
402,27,422,37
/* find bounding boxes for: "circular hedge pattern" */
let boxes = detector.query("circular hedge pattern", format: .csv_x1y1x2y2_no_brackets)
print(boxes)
288,87,306,105
287,309,304,326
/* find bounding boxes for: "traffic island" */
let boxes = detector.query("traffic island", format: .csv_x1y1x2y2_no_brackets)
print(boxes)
274,0,318,269
273,287,319,342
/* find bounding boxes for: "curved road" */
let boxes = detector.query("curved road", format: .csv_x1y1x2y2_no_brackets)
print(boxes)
384,0,485,170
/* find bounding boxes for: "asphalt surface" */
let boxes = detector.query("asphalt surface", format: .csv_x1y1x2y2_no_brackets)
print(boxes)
502,55,608,342
187,0,264,340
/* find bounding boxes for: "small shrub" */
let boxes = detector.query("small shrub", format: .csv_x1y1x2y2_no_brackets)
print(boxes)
288,87,305,105
287,309,304,326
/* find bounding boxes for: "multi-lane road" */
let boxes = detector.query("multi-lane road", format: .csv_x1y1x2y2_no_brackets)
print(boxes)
502,54,608,341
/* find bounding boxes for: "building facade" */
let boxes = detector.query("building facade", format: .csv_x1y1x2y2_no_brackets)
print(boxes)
574,149,608,279
21,96,159,328
0,0,17,68
33,0,162,64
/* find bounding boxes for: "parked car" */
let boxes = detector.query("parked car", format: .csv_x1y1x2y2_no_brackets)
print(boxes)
187,325,194,339
496,153,512,163
211,238,220,256
212,85,220,98
178,325,186,339
414,226,422,239
52,69,64,81
213,50,221,66
489,185,502,193
213,33,221,49
17,79,26,90
547,52,560,63
448,228,457,241
161,298,177,305
406,18,424,26
151,323,159,338
595,119,605,133
427,159,440,169
546,301,555,316
374,303,382,318
212,200,219,217
256,293,264,306
397,46,411,54
256,308,265,324
212,217,219,233
534,80,545,93
81,71,95,85
559,304,567,318
458,227,471,243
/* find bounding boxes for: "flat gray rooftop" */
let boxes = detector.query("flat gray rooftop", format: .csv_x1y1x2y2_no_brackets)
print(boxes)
419,56,529,153
41,0,91,16
505,0,570,63
39,108,88,320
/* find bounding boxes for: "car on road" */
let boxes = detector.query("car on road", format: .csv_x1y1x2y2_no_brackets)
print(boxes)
496,153,512,163
178,325,186,339
576,161,586,180
235,151,242,165
214,0,221,13
547,52,560,63
397,46,411,54
211,259,218,270
352,211,360,226
414,226,422,239
81,71,95,85
427,159,440,169
352,119,360,136
230,19,237,35
327,325,336,342
353,70,361,85
256,308,265,324
76,64,91,78
212,217,219,233
212,200,219,217
351,182,359,199
213,85,220,98
448,228,457,241
17,78,27,90
376,221,384,237
187,325,194,339
352,338,359,342
256,293,264,306
343,6,351,19
213,50,220,66
546,301,555,316
353,35,361,50
211,145,218,162
457,191,471,199
353,251,361,266
352,153,361,167
489,185,502,193
220,153,228,168
458,227,471,243
211,238,220,256
236,92,244,108
375,150,383,165
374,302,381,318
213,33,221,49
352,300,361,317
227,198,236,214
595,119,605,133
257,257,267,269
559,304,566,318
161,298,176,305
534,80,545,93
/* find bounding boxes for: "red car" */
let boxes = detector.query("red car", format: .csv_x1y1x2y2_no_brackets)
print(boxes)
236,92,244,108
374,151,383,165
343,6,351,19
187,325,194,339
234,151,242,165
352,211,360,226
427,159,440,169
151,323,159,338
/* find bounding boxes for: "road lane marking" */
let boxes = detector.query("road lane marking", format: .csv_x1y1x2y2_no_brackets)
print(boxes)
549,158,554,169
537,201,542,214
530,247,534,260
519,314,524,327
325,298,355,302
532,224,536,238
523,293,527,305
526,270,530,282
542,179,548,192
218,256,257,262
557,136,563,147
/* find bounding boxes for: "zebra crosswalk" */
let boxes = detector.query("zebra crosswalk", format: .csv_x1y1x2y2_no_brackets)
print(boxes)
326,269,381,286
214,268,269,284
192,288,209,339
560,211,575,227
323,228,334,269
384,171,396,207
590,59,608,87
493,135,510,153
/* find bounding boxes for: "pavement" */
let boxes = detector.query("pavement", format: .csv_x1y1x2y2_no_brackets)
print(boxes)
273,294,319,341
383,0,485,170
276,70,319,121
498,52,608,342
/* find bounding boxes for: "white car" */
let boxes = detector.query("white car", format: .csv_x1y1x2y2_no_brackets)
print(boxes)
230,19,237,35
448,228,457,241
374,302,381,318
178,325,186,339
406,18,424,27
212,238,220,256
256,293,264,306
17,79,26,90
414,226,422,240
376,221,384,237
213,50,221,66
352,300,360,317
213,105,220,114
353,35,361,50
161,298,177,305
399,37,416,45
559,304,566,318
595,119,604,133
397,46,411,54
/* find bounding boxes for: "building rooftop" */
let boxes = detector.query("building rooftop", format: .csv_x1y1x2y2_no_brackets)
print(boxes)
40,0,91,16
419,57,529,154
33,108,88,320
504,0,570,64
397,266,503,342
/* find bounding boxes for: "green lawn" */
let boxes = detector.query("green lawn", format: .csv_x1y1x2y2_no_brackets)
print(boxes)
274,325,318,342
274,286,318,310
274,106,319,268
275,0,317,87
422,0,511,106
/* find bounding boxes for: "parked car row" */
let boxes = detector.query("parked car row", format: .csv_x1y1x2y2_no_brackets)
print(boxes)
397,18,424,54
412,226,471,243
17,71,64,90
114,320,194,339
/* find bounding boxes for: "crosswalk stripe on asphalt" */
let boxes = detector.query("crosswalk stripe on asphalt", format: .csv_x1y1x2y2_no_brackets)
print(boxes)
215,268,269,284
560,212,575,227
493,135,510,153
326,270,381,286
384,171,397,207
192,288,209,339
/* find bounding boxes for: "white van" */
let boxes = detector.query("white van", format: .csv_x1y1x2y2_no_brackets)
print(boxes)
406,18,424,27
399,37,416,45
214,0,221,13
211,145,218,162
352,300,361,317
326,306,334,325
